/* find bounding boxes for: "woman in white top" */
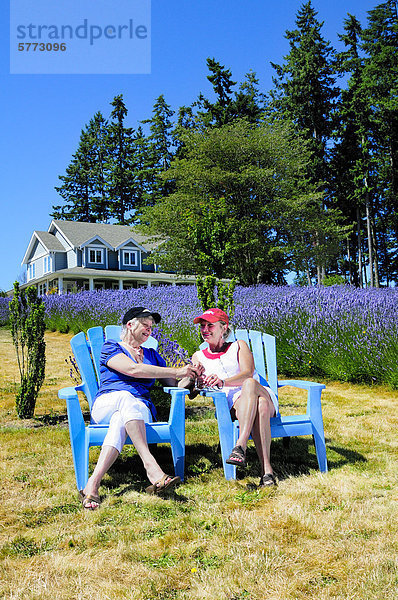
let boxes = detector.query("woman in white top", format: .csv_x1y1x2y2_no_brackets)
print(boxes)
191,308,278,486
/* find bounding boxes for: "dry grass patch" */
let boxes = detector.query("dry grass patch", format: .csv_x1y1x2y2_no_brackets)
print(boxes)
0,327,397,599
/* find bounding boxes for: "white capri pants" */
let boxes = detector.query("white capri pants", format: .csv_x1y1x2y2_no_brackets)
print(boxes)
91,390,153,453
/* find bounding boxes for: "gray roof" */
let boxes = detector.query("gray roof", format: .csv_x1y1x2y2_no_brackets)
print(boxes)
35,231,66,252
51,220,156,251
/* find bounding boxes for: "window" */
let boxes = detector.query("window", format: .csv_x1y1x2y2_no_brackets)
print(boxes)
88,248,103,264
28,263,36,280
123,250,138,266
44,256,51,273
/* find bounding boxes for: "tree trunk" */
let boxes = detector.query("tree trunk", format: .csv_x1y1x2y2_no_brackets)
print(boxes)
347,238,352,284
356,208,363,288
365,192,374,287
370,212,380,288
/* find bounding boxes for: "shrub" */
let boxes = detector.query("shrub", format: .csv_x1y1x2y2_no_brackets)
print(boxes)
9,283,46,419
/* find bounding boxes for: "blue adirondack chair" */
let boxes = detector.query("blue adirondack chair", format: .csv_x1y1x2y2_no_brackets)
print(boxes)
58,325,187,491
200,329,327,480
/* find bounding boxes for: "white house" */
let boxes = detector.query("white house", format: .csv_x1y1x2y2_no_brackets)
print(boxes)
21,220,196,294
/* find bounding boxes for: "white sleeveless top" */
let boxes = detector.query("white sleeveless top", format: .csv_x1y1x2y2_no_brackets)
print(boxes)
195,341,278,412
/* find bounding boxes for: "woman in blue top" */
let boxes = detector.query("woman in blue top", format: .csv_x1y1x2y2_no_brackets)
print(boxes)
81,307,202,509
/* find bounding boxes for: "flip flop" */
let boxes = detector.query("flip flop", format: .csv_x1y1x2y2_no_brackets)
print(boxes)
145,474,181,496
79,489,101,510
226,445,247,468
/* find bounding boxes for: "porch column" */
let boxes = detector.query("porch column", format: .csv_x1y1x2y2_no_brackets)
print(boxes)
58,277,63,295
119,279,123,290
88,278,94,291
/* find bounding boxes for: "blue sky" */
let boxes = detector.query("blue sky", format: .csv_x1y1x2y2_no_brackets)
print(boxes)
1,0,378,292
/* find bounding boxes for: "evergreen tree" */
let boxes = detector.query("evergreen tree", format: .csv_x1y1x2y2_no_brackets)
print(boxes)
196,58,237,127
106,95,139,224
270,0,340,282
231,70,265,123
141,94,175,205
52,112,109,222
361,1,398,283
331,14,374,287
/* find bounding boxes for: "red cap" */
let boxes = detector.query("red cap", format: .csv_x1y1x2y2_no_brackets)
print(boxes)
193,308,229,326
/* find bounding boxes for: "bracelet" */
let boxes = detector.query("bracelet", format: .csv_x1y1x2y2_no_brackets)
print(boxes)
217,379,224,389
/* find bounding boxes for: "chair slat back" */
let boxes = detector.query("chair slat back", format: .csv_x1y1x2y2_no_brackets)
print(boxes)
87,326,105,383
70,331,98,410
260,333,278,399
105,325,122,341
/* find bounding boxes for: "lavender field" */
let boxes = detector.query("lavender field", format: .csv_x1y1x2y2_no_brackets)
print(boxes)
1,284,397,385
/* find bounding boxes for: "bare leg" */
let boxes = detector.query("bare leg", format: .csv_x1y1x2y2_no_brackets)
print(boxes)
83,445,119,508
233,378,262,451
125,419,165,484
251,394,275,476
233,378,275,476
83,419,173,507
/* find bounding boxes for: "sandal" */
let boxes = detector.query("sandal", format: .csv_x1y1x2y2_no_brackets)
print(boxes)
259,473,277,487
79,489,101,510
226,445,247,468
145,474,181,496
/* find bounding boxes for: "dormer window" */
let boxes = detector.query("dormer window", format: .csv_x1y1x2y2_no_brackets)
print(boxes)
89,248,104,264
123,250,138,266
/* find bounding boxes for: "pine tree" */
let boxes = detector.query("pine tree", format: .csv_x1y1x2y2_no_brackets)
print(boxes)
361,1,398,284
141,94,175,205
106,95,139,224
197,58,237,127
52,112,109,222
231,70,265,123
331,14,374,287
270,0,340,282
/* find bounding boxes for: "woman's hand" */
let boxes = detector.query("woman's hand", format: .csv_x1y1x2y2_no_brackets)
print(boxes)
202,373,224,389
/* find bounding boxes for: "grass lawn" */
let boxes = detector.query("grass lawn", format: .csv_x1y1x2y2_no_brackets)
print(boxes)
0,328,397,600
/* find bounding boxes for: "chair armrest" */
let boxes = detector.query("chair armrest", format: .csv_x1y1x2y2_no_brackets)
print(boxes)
58,386,85,427
278,379,325,418
278,379,325,391
58,385,83,401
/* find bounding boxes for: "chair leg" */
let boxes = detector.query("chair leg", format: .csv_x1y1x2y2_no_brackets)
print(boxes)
168,389,186,481
75,437,90,491
312,428,328,473
66,397,89,491
212,392,237,480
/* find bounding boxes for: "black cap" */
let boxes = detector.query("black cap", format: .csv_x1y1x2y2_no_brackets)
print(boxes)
122,307,161,325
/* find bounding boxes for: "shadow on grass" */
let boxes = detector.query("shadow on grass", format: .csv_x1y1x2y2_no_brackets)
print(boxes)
101,437,367,494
